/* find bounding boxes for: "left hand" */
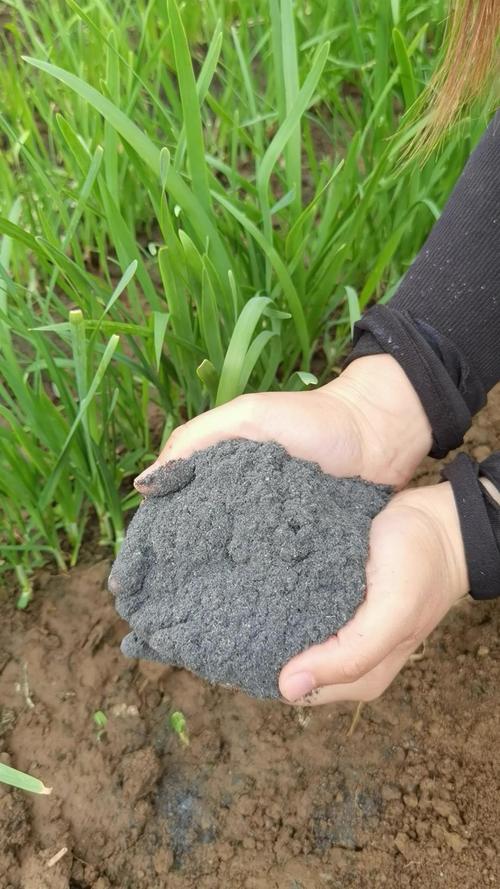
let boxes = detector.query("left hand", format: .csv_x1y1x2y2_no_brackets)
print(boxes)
279,480,469,705
134,355,432,494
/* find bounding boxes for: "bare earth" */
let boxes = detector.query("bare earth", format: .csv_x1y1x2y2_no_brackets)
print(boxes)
1,386,499,889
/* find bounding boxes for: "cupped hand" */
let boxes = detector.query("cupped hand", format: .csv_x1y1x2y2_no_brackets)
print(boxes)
278,480,469,705
135,354,431,493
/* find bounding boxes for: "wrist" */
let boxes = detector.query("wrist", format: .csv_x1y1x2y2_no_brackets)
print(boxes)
430,481,470,602
322,355,432,487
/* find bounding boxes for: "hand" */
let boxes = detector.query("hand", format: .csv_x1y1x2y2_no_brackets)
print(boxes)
278,480,469,705
135,355,432,493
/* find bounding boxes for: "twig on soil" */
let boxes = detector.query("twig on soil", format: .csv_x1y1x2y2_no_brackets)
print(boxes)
47,847,68,868
347,701,364,737
0,707,16,736
409,641,427,662
72,854,91,866
17,662,35,709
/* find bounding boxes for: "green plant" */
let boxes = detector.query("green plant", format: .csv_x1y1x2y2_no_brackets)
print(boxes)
169,710,189,746
0,0,490,594
0,761,52,794
92,709,108,741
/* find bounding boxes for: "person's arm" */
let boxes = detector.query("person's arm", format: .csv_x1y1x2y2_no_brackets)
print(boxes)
345,109,500,458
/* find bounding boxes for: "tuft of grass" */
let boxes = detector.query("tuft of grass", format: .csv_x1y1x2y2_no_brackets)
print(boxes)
169,710,189,747
92,709,108,741
0,0,490,592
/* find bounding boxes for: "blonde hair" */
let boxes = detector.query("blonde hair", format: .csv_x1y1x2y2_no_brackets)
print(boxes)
415,0,499,153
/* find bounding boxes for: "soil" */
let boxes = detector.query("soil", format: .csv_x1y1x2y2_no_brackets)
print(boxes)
1,386,499,889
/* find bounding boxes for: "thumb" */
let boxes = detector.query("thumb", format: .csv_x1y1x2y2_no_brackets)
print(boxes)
278,589,412,702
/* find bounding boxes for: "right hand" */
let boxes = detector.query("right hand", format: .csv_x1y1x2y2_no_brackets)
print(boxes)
135,354,432,494
279,479,469,704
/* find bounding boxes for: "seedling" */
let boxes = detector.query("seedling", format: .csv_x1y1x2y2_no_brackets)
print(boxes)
169,710,189,747
0,762,52,795
92,710,108,741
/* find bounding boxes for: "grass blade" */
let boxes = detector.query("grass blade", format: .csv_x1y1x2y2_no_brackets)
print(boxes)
0,763,52,795
345,285,361,336
216,296,271,405
392,27,417,110
167,0,212,214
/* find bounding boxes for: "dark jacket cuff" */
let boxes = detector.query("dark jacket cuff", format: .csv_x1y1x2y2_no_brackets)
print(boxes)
441,452,500,600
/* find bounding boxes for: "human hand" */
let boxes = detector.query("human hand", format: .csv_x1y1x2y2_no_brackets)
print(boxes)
278,480,469,705
135,354,432,493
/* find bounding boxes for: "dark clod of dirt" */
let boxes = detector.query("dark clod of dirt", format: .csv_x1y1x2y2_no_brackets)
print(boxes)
109,440,391,698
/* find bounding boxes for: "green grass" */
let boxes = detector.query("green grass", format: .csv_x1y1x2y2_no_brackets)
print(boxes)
170,709,189,746
0,0,490,599
92,708,108,740
0,760,52,794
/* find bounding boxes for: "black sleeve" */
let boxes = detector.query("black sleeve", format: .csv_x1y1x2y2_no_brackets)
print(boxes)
441,452,500,600
345,109,500,460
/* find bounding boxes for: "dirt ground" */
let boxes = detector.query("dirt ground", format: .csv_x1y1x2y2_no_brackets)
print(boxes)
1,387,499,889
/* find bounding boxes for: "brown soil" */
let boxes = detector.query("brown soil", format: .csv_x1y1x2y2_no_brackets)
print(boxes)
1,388,499,889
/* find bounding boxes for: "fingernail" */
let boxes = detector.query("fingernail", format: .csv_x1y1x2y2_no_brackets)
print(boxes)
280,671,315,702
107,574,121,595
134,468,156,489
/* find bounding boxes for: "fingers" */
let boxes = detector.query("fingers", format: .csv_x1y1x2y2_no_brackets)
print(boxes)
283,644,415,706
133,385,369,495
134,458,195,498
278,586,414,701
134,395,256,493
133,385,365,494
121,631,164,663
